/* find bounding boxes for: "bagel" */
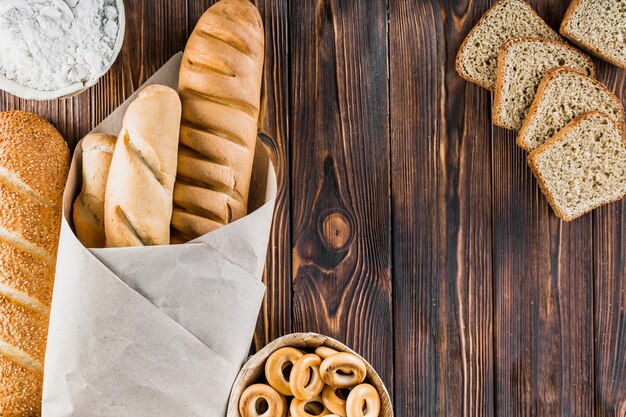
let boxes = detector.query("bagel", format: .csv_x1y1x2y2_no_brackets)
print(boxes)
290,354,325,400
315,346,339,359
239,384,288,417
319,353,367,388
346,384,380,417
321,385,350,416
265,347,304,396
290,395,331,417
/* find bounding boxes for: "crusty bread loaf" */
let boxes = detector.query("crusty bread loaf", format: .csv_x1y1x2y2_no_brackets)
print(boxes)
174,0,265,242
517,68,624,151
0,110,69,416
528,111,626,221
493,37,595,131
105,85,181,247
560,0,626,69
456,0,561,91
73,133,116,248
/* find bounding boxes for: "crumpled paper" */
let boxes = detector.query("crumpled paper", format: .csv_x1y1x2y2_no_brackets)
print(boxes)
42,53,277,417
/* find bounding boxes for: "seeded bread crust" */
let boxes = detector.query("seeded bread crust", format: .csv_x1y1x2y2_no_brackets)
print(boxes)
560,0,626,69
517,67,625,152
455,0,561,91
0,110,69,416
493,36,596,131
528,111,626,221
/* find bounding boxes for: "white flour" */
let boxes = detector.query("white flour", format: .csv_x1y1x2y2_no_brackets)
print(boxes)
0,0,119,91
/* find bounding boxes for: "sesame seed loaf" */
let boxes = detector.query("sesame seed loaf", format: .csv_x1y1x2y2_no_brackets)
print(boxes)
528,111,626,221
456,0,561,91
493,37,595,131
0,110,69,416
517,67,624,151
560,0,626,69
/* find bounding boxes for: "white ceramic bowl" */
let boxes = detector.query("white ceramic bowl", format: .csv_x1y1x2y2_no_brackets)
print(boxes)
0,0,125,101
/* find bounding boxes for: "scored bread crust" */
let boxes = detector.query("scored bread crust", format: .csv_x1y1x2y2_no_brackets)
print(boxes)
174,0,265,243
528,111,626,221
517,67,625,152
455,0,561,91
73,133,116,249
0,110,69,416
492,36,596,130
560,0,626,70
0,355,42,417
105,85,182,247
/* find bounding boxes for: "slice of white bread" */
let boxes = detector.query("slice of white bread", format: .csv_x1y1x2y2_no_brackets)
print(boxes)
528,111,626,221
517,68,624,151
493,37,595,131
456,0,561,91
560,0,626,69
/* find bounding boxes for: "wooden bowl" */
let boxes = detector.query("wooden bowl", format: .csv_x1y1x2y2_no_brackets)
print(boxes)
0,0,125,100
227,332,393,417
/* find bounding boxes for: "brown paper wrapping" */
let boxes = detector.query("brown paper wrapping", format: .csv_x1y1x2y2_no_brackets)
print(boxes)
42,53,277,417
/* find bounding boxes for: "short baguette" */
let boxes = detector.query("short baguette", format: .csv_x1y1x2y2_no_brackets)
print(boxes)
73,133,116,248
0,111,69,416
174,0,265,242
105,85,182,247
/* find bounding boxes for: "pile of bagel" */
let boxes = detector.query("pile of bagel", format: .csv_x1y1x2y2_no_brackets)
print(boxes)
239,346,381,417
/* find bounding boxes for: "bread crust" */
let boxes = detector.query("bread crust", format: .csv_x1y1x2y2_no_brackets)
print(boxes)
492,36,596,130
174,0,265,242
0,241,55,306
0,110,69,416
455,0,509,91
455,0,560,91
517,67,625,152
560,0,626,70
528,111,626,221
0,355,42,417
0,111,69,203
105,85,182,247
73,133,116,248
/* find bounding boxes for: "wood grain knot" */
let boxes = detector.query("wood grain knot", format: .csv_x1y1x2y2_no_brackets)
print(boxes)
319,209,353,251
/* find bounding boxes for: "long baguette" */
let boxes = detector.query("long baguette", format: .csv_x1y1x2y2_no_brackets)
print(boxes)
173,0,265,242
105,85,182,247
0,110,69,416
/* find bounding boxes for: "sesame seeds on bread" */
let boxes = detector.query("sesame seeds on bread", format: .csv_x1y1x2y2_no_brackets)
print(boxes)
517,67,624,152
493,37,595,131
528,112,626,221
560,0,626,69
455,0,561,91
0,110,69,416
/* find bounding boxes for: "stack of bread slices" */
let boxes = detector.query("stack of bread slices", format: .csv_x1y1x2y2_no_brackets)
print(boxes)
456,0,626,221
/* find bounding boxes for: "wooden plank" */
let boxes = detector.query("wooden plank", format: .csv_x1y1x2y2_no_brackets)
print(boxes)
289,0,393,390
389,1,494,416
251,0,293,348
492,1,594,416
593,64,626,417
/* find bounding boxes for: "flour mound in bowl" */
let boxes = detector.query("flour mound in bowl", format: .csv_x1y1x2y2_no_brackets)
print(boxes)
0,0,120,92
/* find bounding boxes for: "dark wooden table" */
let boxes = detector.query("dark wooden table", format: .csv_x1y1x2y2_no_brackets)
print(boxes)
1,0,625,416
